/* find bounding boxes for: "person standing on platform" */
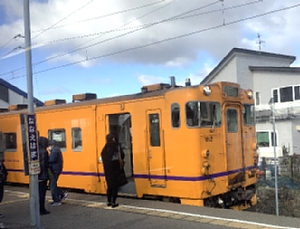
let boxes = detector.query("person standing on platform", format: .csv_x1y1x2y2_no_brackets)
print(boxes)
48,140,67,206
38,137,50,215
101,134,122,208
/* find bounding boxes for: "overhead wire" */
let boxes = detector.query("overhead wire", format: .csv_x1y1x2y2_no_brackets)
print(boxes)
0,0,94,67
0,34,25,57
32,0,94,40
0,37,14,51
5,2,300,81
1,0,220,77
31,0,167,33
30,0,263,48
0,0,171,76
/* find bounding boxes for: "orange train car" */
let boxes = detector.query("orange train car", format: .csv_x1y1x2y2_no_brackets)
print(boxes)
0,80,257,210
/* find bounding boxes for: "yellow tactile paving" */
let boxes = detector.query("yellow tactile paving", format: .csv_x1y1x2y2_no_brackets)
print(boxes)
227,222,261,229
209,219,228,226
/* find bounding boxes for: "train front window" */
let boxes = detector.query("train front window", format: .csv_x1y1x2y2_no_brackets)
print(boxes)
186,101,221,127
243,104,255,125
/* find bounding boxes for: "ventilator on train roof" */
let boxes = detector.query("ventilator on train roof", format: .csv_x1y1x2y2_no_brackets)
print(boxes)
44,99,66,106
72,93,97,102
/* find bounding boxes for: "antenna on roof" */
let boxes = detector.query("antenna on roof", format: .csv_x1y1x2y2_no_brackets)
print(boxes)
256,33,265,51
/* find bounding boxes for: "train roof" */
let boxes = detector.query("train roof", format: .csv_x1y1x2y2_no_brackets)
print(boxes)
0,83,188,115
0,81,247,116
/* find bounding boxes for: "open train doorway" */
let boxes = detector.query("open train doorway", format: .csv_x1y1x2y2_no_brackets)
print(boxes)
107,113,136,195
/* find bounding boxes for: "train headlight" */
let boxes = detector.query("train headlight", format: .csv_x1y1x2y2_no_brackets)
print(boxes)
202,149,210,158
247,89,253,99
203,86,211,96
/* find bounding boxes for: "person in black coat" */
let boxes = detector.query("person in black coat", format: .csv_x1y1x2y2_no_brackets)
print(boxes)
38,136,50,215
101,133,121,208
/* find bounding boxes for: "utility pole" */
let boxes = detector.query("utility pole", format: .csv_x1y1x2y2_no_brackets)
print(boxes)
23,0,41,228
270,97,279,216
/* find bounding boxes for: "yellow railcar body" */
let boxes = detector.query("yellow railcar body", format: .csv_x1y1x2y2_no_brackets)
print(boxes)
0,81,257,209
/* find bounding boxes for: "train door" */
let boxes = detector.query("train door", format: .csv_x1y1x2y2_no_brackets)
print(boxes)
146,110,166,187
225,105,245,186
107,113,133,178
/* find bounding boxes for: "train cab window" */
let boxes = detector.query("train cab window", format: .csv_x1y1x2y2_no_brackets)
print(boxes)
186,101,221,127
149,114,160,146
227,109,238,133
171,103,180,128
72,128,82,152
4,133,17,151
48,129,66,152
243,104,255,125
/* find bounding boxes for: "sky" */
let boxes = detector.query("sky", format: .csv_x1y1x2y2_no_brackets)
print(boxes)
0,0,300,103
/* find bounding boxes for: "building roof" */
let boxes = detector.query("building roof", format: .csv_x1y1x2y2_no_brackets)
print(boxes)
200,48,296,84
0,78,44,106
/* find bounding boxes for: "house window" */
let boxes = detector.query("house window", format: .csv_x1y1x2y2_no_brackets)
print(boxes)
273,89,278,103
280,86,293,102
295,86,300,100
255,92,260,105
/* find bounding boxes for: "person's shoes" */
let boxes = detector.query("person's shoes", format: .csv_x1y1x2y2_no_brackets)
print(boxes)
0,214,4,218
0,222,4,228
61,191,68,200
107,202,112,206
111,203,119,208
49,201,62,207
40,210,50,215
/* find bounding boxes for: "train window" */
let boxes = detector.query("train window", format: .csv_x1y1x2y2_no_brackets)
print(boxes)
72,128,82,152
243,104,255,125
171,103,180,128
186,101,221,127
4,133,17,151
149,114,160,146
227,109,238,133
48,129,66,152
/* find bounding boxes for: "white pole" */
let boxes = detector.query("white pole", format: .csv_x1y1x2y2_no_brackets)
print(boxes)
23,0,41,227
271,98,279,216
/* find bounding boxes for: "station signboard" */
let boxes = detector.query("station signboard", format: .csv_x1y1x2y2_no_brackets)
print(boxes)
26,114,40,175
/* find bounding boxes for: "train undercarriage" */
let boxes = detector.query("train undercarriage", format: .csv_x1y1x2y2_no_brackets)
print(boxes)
204,184,256,209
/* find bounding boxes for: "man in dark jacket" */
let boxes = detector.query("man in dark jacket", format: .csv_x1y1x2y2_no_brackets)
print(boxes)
38,137,50,215
48,140,67,206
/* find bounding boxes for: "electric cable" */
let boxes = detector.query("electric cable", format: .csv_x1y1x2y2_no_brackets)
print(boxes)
32,0,94,40
5,2,300,81
0,0,219,76
31,0,167,33
30,0,263,48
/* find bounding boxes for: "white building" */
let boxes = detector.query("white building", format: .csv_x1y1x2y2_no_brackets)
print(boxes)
201,47,300,159
0,78,43,110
